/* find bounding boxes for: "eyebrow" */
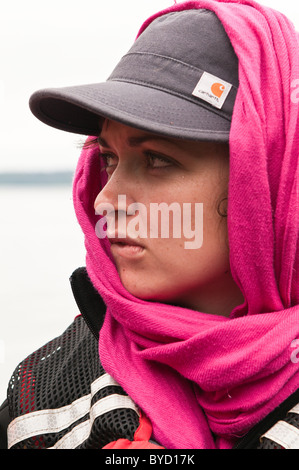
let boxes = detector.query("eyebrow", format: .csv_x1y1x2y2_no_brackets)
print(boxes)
97,134,180,149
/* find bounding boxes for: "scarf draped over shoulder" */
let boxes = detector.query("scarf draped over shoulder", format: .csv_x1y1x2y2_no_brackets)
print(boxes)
73,0,299,449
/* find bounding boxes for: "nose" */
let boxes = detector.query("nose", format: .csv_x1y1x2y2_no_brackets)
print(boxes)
94,169,131,214
94,172,126,240
94,185,119,214
94,165,145,240
94,160,145,226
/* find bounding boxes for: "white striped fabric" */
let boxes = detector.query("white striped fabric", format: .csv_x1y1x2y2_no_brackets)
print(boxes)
289,403,299,415
261,420,299,449
7,373,122,449
50,394,139,449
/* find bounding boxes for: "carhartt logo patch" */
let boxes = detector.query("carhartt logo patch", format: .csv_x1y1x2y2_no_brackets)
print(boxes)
192,72,232,109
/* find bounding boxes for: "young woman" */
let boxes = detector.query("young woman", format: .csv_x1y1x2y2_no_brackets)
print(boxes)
1,0,298,449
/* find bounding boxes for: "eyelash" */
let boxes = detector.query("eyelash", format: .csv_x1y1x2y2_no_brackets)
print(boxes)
99,151,174,171
82,137,176,169
146,152,173,168
99,153,116,172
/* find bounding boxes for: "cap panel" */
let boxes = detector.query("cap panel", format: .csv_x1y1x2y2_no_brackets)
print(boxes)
125,10,239,87
29,9,239,141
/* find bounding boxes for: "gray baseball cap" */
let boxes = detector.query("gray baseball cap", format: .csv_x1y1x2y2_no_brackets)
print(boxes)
29,8,239,142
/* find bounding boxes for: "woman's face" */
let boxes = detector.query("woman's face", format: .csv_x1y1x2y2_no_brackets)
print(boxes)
94,119,243,316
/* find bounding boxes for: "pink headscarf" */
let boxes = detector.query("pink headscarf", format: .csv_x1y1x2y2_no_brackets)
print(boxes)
73,0,299,448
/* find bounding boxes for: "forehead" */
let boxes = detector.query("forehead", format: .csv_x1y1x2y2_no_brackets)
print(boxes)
99,119,184,147
99,118,229,156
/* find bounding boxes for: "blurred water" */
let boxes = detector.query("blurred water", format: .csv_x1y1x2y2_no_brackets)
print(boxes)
0,185,86,401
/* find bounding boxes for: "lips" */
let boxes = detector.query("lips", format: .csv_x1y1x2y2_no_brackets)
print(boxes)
108,235,145,258
108,236,144,248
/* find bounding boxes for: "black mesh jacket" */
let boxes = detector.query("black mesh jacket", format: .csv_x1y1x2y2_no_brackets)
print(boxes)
0,268,298,449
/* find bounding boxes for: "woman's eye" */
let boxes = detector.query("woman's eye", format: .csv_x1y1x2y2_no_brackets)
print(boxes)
146,152,173,168
99,150,174,174
100,153,117,172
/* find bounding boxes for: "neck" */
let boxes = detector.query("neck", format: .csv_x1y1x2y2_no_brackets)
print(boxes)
174,271,245,317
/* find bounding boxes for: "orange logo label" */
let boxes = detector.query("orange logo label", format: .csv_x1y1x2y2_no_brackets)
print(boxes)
192,72,232,109
211,82,226,98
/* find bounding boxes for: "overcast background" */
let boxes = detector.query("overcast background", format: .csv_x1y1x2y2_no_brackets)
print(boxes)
0,0,171,172
1,0,299,172
1,0,299,401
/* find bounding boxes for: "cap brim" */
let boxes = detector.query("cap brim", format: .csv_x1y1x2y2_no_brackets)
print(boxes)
29,81,231,142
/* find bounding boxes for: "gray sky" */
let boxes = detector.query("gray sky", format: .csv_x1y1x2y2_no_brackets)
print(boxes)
1,0,299,171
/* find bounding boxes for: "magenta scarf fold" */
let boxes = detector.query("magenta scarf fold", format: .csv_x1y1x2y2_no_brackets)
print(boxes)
73,0,299,448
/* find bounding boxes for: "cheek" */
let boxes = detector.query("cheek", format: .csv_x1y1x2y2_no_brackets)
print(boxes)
144,199,230,293
201,204,230,273
117,237,230,303
112,176,230,299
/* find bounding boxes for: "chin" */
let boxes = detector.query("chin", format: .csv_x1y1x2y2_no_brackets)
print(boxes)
121,276,163,302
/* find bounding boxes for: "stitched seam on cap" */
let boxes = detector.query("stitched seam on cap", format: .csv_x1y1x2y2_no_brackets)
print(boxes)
117,52,238,91
107,78,232,121
70,87,230,133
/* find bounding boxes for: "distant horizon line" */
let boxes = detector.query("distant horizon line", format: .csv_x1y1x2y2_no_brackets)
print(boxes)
0,170,74,186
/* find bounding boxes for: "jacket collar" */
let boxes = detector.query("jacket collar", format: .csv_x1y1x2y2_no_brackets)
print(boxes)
70,267,106,339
